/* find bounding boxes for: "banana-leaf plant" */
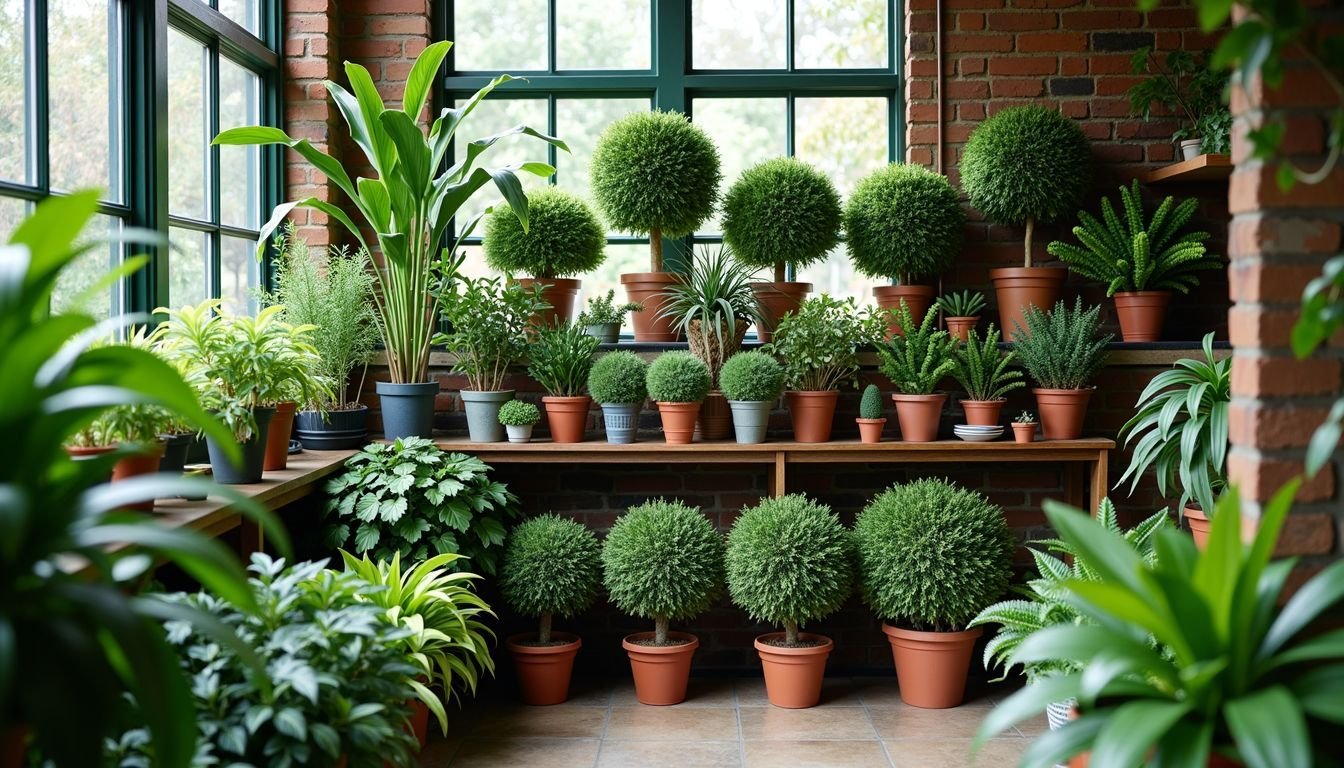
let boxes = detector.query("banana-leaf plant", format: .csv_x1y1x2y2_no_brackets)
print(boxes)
213,40,567,384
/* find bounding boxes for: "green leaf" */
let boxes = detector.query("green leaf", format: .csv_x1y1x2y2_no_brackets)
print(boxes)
1225,687,1311,768
354,523,381,552
273,707,307,741
403,40,452,120
1088,700,1192,768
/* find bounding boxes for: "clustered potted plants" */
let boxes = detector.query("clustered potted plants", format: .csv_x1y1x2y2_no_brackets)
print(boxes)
646,351,712,445
1128,48,1231,160
719,351,785,444
588,350,649,444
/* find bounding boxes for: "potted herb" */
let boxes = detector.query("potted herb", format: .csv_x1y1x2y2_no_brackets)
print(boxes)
63,413,114,463
99,403,174,511
528,323,600,443
1013,298,1112,440
726,494,854,709
1012,410,1038,443
578,289,641,344
854,478,1014,708
719,351,785,444
602,499,724,706
1048,180,1219,342
646,351,712,444
857,383,887,443
1128,48,1231,160
590,110,722,342
845,163,965,335
260,318,331,472
877,303,958,442
498,400,541,443
936,290,986,342
485,187,607,327
588,351,648,444
951,324,1024,427
961,106,1092,341
499,514,602,705
721,157,842,342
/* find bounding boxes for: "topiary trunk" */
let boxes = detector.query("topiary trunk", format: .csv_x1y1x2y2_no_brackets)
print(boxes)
651,227,664,273
783,619,800,647
774,260,786,283
539,611,552,644
1023,216,1036,269
654,614,669,645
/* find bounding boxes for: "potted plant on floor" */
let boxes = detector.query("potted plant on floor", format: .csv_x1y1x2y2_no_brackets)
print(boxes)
646,351,712,445
937,290,986,343
1012,410,1038,444
855,478,1014,708
857,384,887,443
529,323,600,443
499,400,541,444
845,163,965,335
877,303,957,442
1128,48,1231,160
719,351,785,444
721,157,842,342
951,324,1024,427
1013,298,1112,440
960,106,1092,341
1048,180,1219,342
499,514,602,705
588,351,648,444
726,494,854,709
602,499,725,706
590,110,722,342
578,290,641,344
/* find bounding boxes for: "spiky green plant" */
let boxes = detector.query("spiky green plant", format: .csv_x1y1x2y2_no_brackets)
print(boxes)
859,384,885,420
952,324,1025,402
1015,410,1036,424
499,514,602,644
721,157,842,281
484,187,606,279
876,303,957,396
527,322,600,397
936,289,987,318
1013,298,1113,390
844,163,965,283
657,245,762,381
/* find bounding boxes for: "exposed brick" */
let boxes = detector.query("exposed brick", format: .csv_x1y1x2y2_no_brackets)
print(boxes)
1229,451,1336,503
1062,10,1142,29
986,12,1058,31
1230,401,1333,451
1230,165,1344,214
991,78,1045,98
1274,514,1338,556
1092,31,1155,51
1228,215,1342,259
1017,32,1088,52
1050,76,1095,96
988,56,1058,76
1231,355,1341,398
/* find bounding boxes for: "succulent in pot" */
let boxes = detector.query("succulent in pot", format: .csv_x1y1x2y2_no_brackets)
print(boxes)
528,323,599,444
646,351,712,445
877,303,958,442
719,351,785,444
857,383,887,443
1013,298,1112,441
936,289,986,342
1012,410,1038,444
587,351,649,444
951,324,1024,427
578,289,642,344
498,400,541,444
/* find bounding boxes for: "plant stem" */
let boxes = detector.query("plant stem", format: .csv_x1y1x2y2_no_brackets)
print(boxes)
539,612,552,644
651,227,664,273
774,261,786,283
784,619,800,646
1024,216,1036,269
655,615,669,645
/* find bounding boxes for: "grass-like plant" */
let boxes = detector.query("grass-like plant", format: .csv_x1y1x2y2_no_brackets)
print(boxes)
588,351,649,405
646,351,712,403
765,295,887,392
952,325,1025,402
498,400,541,426
528,322,600,397
579,289,642,326
658,245,761,380
936,289,986,318
960,106,1092,268
590,109,721,273
860,384,885,419
854,478,1014,632
484,187,606,279
876,303,957,396
721,157,842,282
500,514,602,643
719,351,785,403
437,276,546,392
1013,298,1113,390
844,163,965,283
602,499,725,644
725,494,854,647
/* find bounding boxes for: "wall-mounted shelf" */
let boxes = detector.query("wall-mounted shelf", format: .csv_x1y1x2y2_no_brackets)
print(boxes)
1140,154,1232,184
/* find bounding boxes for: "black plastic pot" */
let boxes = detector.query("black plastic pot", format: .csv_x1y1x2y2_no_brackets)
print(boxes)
376,381,439,441
205,407,275,484
158,432,195,473
295,405,370,450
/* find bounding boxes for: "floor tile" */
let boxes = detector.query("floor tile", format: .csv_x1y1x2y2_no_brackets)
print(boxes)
868,704,993,739
856,681,996,709
604,706,740,741
1014,712,1050,737
738,704,877,741
611,677,737,708
447,738,601,767
743,739,893,768
597,740,742,767
736,676,865,707
468,704,607,739
415,739,460,768
884,738,1028,768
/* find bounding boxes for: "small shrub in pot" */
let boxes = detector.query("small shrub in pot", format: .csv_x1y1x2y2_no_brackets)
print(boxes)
498,400,541,444
1012,410,1038,444
876,303,957,442
951,324,1024,427
857,383,886,443
1013,298,1112,440
646,351,712,444
936,290,986,342
528,323,599,443
719,351,785,444
588,351,649,444
578,289,642,344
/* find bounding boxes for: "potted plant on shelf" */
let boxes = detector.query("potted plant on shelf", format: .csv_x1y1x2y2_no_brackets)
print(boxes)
64,414,115,463
726,494,854,709
259,319,332,472
646,351,712,445
590,109,722,342
951,324,1024,427
578,289,641,344
721,157,842,342
1012,410,1038,444
719,351,785,444
960,106,1092,341
1128,48,1231,160
1013,298,1112,441
499,514,602,706
602,499,725,706
936,290,986,342
498,400,541,444
877,303,957,442
587,350,648,444
528,323,600,444
99,403,173,511
845,163,965,335
1048,180,1219,342
857,384,887,443
855,478,1014,709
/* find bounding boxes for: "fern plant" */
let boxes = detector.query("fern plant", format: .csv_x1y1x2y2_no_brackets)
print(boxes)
1047,180,1219,296
876,303,957,395
953,325,1024,402
1013,298,1113,390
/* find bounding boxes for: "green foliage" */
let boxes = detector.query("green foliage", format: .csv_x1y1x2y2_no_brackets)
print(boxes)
1048,180,1219,296
1294,256,1344,475
876,303,958,396
528,322,599,397
500,514,602,635
764,295,887,392
587,351,649,405
498,400,541,426
936,289,986,318
436,276,546,392
1197,107,1233,155
1015,410,1036,424
483,187,606,279
844,163,965,282
658,246,760,352
719,351,785,403
1128,48,1230,146
859,384,885,420
854,478,1014,632
323,438,520,574
1013,298,1112,390
721,157,842,274
952,325,1025,402
646,350,712,403
578,289,642,326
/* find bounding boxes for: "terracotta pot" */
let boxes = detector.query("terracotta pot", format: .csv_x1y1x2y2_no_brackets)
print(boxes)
754,632,833,709
891,393,947,442
516,277,582,328
263,400,297,471
990,267,1067,342
882,623,982,709
1033,387,1094,440
1012,422,1037,444
507,632,582,706
857,417,886,444
945,315,978,342
1113,290,1171,343
786,391,839,443
696,390,733,441
874,284,937,337
408,698,430,747
65,444,115,459
657,401,702,444
622,272,681,342
542,395,591,444
336,756,347,768
111,441,167,512
622,631,699,706
960,399,1006,427
1185,504,1211,550
2,725,26,768
751,281,811,343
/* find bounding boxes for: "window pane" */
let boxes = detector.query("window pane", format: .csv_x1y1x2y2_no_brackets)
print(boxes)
0,196,27,241
220,235,256,315
49,0,120,200
52,213,119,321
554,98,649,205
219,58,261,229
168,227,208,308
217,0,260,36
0,0,28,183
691,98,787,235
795,0,888,69
692,0,785,70
556,0,651,70
451,98,550,234
168,28,209,220
452,0,546,71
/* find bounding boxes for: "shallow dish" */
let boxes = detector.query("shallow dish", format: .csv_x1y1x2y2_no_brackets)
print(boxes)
955,431,1003,442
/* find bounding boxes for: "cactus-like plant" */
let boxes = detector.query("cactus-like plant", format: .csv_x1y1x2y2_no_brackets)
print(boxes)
859,384,885,420
952,325,1025,402
936,290,986,318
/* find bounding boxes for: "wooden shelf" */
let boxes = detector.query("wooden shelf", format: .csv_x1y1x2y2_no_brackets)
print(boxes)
1140,154,1232,184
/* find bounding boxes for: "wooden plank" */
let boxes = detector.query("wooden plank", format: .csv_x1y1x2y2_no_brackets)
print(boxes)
1139,153,1231,184
439,437,1113,459
1091,449,1111,515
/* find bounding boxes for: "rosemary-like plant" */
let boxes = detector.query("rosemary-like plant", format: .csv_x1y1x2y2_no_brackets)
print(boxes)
528,323,600,397
952,325,1025,402
1013,298,1112,390
876,303,957,396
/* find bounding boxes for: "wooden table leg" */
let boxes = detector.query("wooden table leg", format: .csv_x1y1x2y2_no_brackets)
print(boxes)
1064,463,1084,510
239,516,264,559
1090,449,1110,515
768,453,786,498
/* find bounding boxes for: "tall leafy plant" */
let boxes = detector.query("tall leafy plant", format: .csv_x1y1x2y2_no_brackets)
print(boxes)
1128,48,1231,153
876,303,957,395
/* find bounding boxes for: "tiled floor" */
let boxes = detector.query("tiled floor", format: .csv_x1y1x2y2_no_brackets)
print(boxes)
417,677,1047,767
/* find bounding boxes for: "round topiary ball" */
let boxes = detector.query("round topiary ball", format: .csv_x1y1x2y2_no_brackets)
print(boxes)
483,187,607,279
588,350,649,405
844,163,965,282
722,157,842,276
960,106,1091,229
646,350,711,403
853,478,1014,632
500,514,602,639
719,351,785,403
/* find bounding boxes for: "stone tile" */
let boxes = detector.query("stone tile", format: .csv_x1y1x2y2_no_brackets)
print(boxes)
743,739,893,768
597,740,742,767
738,704,877,741
447,738,601,767
736,676,865,707
604,706,740,741
468,705,607,739
868,704,994,739
1014,712,1050,737
883,738,1028,768
416,739,460,768
856,681,996,709
611,677,737,708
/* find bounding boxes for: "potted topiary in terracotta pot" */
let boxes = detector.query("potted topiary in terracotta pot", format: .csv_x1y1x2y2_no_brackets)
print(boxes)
877,303,957,442
720,351,785,444
498,400,541,444
602,499,724,706
936,290,986,343
951,324,1024,427
1013,298,1112,441
856,384,887,443
588,351,648,445
528,323,599,444
726,494,853,709
855,479,1014,709
646,351,712,445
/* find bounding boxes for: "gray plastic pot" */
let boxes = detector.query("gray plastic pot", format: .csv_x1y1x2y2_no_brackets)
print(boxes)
585,322,620,344
600,402,641,444
729,400,772,444
377,381,439,441
205,407,275,484
461,390,513,442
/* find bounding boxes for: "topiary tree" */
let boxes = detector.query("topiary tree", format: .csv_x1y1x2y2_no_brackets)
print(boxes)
725,494,854,647
590,110,722,273
960,106,1092,268
722,157,843,282
601,498,725,645
719,351,785,403
844,163,965,284
859,384,884,420
854,478,1014,632
646,350,712,403
500,514,602,643
483,187,607,279
588,350,648,405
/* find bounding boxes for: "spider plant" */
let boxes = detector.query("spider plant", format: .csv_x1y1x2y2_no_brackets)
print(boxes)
658,245,762,381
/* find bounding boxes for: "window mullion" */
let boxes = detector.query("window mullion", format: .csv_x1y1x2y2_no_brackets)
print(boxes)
30,0,49,195
207,38,221,300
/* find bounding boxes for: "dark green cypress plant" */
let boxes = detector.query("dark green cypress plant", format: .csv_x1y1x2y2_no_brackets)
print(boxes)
484,187,607,279
952,324,1025,402
1013,298,1113,390
500,514,602,643
721,157,842,282
876,303,957,395
844,163,965,283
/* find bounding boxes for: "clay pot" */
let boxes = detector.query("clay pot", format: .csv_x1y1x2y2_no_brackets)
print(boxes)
1012,422,1037,444
785,391,839,443
408,698,430,747
263,400,296,472
857,417,886,444
516,277,582,328
891,393,946,442
542,395,591,444
622,272,681,342
751,282,811,343
874,284,937,337
960,399,1005,427
1113,290,1171,343
65,444,115,459
1033,387,1094,440
696,391,733,441
882,623,982,709
754,632,833,709
1185,504,1211,550
507,632,582,706
111,441,167,512
622,631,699,706
657,401,702,444
990,267,1067,342
945,315,978,342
